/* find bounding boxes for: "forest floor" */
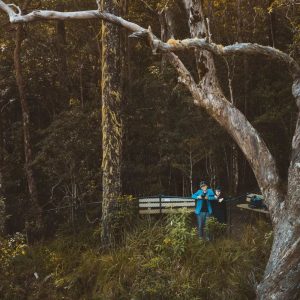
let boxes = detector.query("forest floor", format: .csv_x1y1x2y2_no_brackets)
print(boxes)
1,207,272,300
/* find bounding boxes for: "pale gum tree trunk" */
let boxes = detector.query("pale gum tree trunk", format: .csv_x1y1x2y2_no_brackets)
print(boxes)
170,1,299,298
256,81,300,299
100,0,122,247
167,47,300,300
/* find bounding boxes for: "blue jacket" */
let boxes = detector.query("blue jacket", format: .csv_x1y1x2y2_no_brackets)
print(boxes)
192,188,216,215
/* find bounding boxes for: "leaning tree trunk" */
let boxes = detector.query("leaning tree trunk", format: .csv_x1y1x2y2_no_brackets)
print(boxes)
167,38,300,300
174,0,283,220
256,79,300,299
173,1,300,298
100,0,123,247
14,23,42,234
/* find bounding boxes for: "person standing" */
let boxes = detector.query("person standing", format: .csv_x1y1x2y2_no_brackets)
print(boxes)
212,186,227,224
192,181,219,239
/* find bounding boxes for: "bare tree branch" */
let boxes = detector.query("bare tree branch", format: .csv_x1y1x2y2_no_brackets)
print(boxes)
7,3,21,15
0,0,299,77
96,0,100,11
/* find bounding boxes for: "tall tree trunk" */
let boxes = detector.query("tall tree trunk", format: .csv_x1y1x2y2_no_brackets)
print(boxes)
167,37,300,300
14,23,42,234
100,0,123,247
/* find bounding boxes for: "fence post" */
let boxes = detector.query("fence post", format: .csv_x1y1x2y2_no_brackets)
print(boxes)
159,195,162,214
228,197,232,236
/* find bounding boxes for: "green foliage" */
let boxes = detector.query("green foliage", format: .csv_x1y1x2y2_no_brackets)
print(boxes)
0,232,29,299
1,0,298,232
0,213,273,300
269,0,300,57
206,217,227,240
156,208,198,258
33,105,102,230
105,195,139,244
0,228,100,300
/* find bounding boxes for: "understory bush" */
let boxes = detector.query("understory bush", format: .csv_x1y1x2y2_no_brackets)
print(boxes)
0,211,272,300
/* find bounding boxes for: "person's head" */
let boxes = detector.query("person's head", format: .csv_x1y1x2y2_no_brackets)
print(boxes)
200,181,208,191
215,186,222,196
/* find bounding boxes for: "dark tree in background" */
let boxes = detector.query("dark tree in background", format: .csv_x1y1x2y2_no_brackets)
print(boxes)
13,0,42,235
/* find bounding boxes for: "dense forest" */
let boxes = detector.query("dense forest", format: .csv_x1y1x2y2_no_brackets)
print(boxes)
0,0,299,299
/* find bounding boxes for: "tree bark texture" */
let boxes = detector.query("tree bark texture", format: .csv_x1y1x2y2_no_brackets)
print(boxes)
100,0,122,247
256,77,300,300
177,1,300,298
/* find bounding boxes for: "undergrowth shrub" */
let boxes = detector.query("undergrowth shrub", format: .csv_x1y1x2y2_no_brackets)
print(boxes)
0,212,273,300
206,217,227,240
108,195,138,244
0,232,29,299
156,208,198,258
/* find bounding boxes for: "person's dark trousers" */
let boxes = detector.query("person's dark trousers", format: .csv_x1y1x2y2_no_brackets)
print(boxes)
196,212,210,240
211,201,227,224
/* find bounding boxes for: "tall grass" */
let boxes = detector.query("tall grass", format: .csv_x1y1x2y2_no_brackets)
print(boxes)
0,211,272,300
